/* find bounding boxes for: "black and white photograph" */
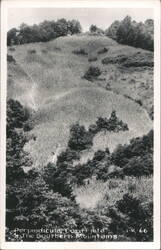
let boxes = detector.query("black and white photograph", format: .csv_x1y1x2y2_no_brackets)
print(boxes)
0,0,160,249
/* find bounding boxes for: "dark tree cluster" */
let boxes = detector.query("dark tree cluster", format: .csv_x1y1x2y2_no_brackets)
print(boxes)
6,99,33,184
7,19,82,46
106,16,154,51
89,111,129,134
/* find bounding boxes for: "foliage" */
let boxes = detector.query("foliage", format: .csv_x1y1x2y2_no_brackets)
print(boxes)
106,16,154,51
6,99,33,184
102,51,153,67
7,28,19,46
83,66,101,81
7,55,16,64
28,49,36,54
89,25,98,33
90,110,129,134
89,24,105,35
6,174,81,241
43,162,75,200
72,48,88,56
108,193,153,241
57,148,80,164
111,130,153,176
68,123,93,151
7,19,82,46
105,20,121,40
97,47,109,54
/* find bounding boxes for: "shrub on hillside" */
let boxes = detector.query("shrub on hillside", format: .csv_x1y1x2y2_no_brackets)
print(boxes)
92,111,129,133
83,66,101,81
68,123,93,151
28,49,36,54
9,47,16,52
98,47,109,54
57,148,80,164
102,52,153,67
88,56,98,62
41,49,47,53
7,54,16,64
72,48,87,56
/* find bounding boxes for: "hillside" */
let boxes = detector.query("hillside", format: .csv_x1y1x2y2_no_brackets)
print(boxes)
7,34,153,168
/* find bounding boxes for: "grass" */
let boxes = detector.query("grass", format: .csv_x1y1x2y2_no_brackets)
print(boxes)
7,34,153,168
73,176,153,210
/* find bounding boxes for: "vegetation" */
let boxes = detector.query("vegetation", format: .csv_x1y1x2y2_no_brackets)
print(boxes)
7,19,82,46
108,193,153,241
6,99,153,242
6,20,153,242
72,48,88,56
68,123,93,151
106,16,154,51
102,51,153,67
83,66,101,81
6,99,32,184
89,24,105,35
7,55,16,64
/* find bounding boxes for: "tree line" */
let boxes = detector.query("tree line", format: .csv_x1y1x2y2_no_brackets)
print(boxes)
7,19,82,46
105,16,154,51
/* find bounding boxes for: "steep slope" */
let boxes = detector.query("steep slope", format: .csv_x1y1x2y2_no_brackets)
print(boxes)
7,34,153,168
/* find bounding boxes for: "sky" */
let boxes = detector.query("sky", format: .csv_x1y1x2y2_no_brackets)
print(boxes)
8,8,153,31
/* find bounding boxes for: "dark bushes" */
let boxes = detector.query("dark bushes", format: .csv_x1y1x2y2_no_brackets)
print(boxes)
9,47,15,52
102,54,128,65
83,66,101,81
68,123,93,151
7,54,16,64
28,49,36,54
41,49,47,53
90,111,129,134
108,193,153,241
102,52,153,68
98,47,109,54
72,48,87,56
88,56,98,62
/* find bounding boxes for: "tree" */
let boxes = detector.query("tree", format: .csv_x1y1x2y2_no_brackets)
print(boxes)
105,20,120,40
68,123,93,151
7,28,19,46
116,16,132,44
89,24,98,33
68,20,82,34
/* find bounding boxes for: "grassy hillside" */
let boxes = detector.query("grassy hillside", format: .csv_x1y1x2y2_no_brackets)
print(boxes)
7,34,153,168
